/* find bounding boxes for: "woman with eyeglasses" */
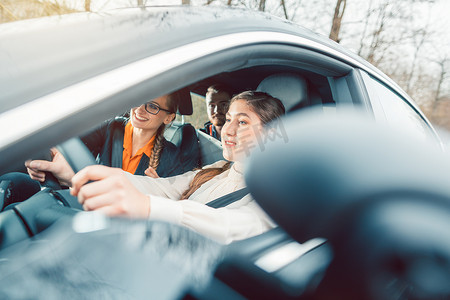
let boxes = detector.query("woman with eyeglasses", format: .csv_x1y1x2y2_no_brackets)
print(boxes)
25,93,193,187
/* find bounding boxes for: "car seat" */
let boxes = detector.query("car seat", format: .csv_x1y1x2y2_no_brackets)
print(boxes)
164,88,200,172
256,73,309,112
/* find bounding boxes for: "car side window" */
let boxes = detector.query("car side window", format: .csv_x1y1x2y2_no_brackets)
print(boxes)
363,75,431,140
175,92,209,129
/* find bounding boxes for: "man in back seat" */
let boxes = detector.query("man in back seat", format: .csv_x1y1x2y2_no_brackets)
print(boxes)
199,84,231,141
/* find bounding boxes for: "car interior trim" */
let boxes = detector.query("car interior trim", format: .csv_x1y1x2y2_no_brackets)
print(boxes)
254,237,327,273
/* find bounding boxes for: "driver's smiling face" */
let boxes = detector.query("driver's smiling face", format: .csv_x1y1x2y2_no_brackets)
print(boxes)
130,95,173,131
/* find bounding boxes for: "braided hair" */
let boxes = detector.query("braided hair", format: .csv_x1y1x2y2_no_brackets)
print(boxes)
148,93,178,171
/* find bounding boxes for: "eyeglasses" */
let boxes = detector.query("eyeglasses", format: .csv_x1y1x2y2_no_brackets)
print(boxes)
144,102,173,115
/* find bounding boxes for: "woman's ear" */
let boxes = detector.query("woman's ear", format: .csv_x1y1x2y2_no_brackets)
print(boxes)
163,113,176,125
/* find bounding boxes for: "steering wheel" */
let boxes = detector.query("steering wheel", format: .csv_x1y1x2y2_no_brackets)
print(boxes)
56,137,98,174
0,138,97,250
39,138,97,190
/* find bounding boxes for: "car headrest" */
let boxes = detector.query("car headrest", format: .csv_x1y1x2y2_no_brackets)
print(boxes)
256,73,308,111
245,107,449,242
172,87,193,115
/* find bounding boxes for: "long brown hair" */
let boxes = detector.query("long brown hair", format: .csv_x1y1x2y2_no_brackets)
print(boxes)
148,93,178,170
181,91,285,199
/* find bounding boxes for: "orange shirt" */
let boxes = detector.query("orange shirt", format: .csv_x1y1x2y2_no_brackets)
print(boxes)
122,122,156,174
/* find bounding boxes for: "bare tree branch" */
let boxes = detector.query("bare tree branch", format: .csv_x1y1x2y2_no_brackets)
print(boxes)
365,1,390,64
406,28,427,94
357,0,374,56
280,0,288,19
432,57,449,102
329,0,347,43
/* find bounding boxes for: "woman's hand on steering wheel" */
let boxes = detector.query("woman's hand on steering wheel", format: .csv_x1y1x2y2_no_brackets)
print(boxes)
71,165,151,218
25,148,75,187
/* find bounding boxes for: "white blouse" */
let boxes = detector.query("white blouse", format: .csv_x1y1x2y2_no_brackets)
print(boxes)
124,160,276,244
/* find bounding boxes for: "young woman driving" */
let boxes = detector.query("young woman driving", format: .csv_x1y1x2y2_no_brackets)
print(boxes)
71,91,286,244
26,92,195,186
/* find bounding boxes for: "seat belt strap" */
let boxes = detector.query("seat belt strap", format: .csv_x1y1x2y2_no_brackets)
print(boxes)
206,187,250,208
111,125,124,168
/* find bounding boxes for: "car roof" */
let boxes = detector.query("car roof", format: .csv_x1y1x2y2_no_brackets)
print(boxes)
0,5,400,112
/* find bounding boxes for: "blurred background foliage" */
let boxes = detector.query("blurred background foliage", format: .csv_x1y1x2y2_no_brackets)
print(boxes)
1,0,448,132
0,0,76,22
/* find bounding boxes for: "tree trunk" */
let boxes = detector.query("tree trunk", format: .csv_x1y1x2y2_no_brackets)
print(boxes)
280,0,289,19
434,59,448,102
85,0,91,11
259,0,266,12
182,0,191,4
329,0,347,43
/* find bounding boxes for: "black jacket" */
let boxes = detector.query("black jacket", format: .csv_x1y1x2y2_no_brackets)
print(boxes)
199,121,220,141
81,117,184,177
